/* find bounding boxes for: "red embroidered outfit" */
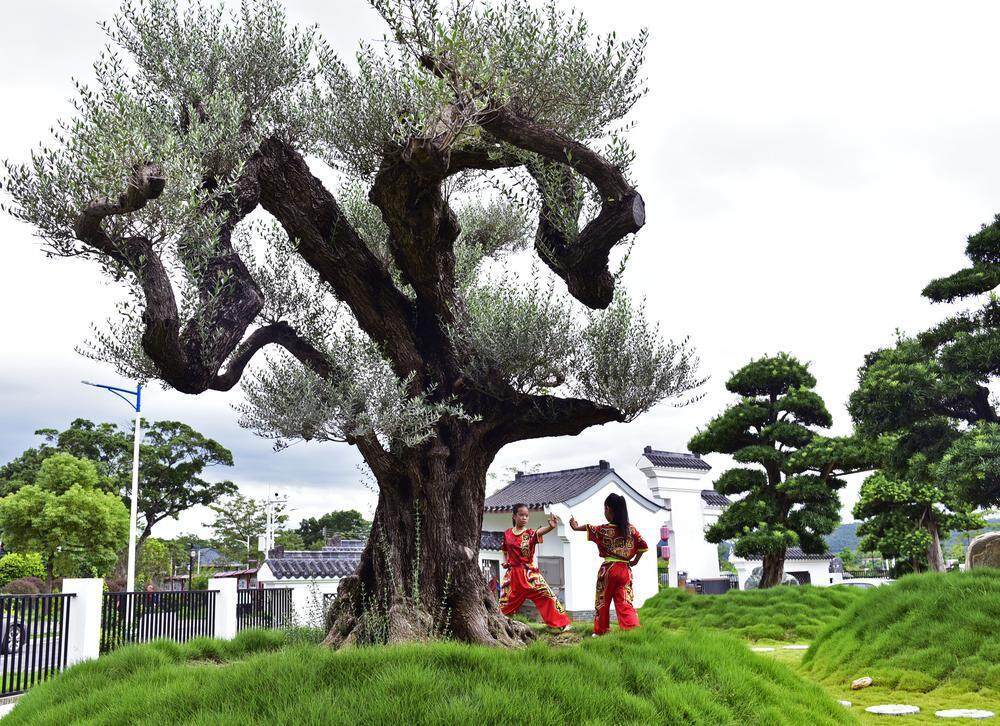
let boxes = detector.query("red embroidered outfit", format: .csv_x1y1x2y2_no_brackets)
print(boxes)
499,527,570,628
586,523,648,635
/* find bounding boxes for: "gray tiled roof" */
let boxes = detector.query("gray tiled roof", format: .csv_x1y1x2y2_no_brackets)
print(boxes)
785,547,835,561
480,531,505,550
701,490,730,507
642,447,711,471
484,462,613,511
266,555,360,579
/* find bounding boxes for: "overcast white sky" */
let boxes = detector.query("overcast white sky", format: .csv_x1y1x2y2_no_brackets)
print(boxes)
1,1,995,539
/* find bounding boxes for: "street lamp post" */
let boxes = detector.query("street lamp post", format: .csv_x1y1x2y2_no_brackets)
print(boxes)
82,380,142,593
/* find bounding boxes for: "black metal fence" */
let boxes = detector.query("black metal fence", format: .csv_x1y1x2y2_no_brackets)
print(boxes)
236,588,293,631
100,590,216,653
0,593,74,697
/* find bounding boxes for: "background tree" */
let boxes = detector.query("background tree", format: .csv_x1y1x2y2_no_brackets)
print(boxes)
206,492,286,564
136,537,171,587
0,419,237,546
297,510,371,548
0,454,129,581
848,215,1000,568
0,553,46,587
689,354,867,588
2,0,702,646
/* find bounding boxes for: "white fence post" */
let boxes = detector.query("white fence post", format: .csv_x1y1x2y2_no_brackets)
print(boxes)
210,577,238,640
62,578,103,666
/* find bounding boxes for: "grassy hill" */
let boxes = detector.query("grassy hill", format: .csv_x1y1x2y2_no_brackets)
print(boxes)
801,570,1000,695
7,628,852,725
640,585,866,642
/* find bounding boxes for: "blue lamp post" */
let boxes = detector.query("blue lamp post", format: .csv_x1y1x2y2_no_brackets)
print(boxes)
82,380,142,593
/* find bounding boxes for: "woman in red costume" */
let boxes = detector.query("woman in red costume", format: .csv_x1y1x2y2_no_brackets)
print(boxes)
499,503,572,631
569,493,648,636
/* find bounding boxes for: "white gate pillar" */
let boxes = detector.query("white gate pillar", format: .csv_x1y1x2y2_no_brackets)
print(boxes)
62,578,103,666
210,577,238,640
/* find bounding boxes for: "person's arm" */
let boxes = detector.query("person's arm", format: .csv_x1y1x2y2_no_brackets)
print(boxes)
568,515,588,532
536,513,559,537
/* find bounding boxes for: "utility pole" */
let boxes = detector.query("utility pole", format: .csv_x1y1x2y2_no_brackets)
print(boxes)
83,380,142,593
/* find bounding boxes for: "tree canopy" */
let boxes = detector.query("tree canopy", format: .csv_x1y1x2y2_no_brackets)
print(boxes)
206,492,287,564
0,418,237,543
689,354,866,588
297,509,371,548
848,214,1000,569
0,453,129,580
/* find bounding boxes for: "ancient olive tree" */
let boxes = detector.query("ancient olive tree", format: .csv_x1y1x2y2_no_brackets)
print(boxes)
3,0,702,646
689,354,866,588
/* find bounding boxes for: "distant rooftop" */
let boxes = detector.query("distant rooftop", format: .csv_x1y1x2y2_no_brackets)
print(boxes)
642,446,711,471
484,460,664,513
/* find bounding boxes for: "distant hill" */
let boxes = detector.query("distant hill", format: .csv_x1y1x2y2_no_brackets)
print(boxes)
825,519,1000,554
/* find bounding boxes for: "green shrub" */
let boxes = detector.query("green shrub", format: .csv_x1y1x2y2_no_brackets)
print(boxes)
5,628,851,725
2,577,43,595
801,570,1000,695
0,552,46,586
190,574,209,591
640,584,866,641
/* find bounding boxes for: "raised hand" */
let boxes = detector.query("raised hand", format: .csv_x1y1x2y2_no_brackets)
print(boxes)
569,515,579,530
548,513,558,529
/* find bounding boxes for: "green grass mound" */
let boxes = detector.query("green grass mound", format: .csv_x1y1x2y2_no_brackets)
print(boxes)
802,569,1000,695
640,584,866,641
8,628,851,725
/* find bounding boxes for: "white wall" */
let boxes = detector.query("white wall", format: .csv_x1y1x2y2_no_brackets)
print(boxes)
639,461,721,583
731,557,841,589
257,563,341,627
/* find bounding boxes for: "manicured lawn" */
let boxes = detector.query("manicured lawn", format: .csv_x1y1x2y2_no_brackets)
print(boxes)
640,583,866,641
6,627,851,725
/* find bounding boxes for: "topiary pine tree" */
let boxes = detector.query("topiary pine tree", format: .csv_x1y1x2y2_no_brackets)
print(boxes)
848,214,1000,569
689,354,866,588
1,1,703,646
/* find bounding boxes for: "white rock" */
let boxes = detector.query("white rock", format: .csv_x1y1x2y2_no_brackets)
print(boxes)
838,701,852,708
782,644,809,650
750,646,775,652
865,704,921,716
935,710,995,720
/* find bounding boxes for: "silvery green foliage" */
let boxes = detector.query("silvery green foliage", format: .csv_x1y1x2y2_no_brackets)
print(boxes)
236,329,472,450
452,277,703,417
571,294,705,421
4,0,692,450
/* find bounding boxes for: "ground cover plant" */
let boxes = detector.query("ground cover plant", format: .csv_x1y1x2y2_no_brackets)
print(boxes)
6,627,852,725
640,584,867,642
802,570,1000,696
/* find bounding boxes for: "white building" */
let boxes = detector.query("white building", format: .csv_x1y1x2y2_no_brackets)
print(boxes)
636,447,728,588
480,459,667,617
730,549,845,589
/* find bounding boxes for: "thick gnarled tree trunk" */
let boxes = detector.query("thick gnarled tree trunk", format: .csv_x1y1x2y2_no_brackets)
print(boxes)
323,439,533,647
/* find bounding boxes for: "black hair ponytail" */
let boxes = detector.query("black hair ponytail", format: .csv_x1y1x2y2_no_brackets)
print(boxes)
604,493,630,534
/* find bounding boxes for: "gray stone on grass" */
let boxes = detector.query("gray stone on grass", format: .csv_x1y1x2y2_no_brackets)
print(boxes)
935,709,995,719
750,646,775,652
865,704,920,716
782,644,809,650
967,531,1000,569
838,701,852,708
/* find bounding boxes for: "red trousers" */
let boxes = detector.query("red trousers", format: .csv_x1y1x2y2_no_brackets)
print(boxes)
500,565,571,628
593,561,640,635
